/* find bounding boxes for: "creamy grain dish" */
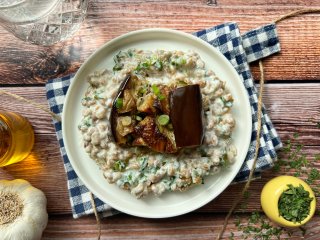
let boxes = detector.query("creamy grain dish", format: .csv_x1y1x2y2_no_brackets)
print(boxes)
78,49,236,198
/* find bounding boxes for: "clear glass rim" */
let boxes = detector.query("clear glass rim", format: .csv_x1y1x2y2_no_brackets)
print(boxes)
0,0,62,25
0,0,26,10
0,114,13,167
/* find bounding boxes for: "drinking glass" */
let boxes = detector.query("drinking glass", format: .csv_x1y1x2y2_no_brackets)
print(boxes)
0,111,34,167
0,0,88,45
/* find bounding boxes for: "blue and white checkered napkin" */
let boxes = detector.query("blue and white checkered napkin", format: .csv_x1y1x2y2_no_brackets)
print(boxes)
46,23,282,218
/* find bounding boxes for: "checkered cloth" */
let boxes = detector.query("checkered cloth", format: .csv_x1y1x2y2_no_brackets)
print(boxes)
46,23,282,218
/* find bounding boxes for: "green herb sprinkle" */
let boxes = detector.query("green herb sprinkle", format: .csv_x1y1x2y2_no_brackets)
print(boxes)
278,184,313,223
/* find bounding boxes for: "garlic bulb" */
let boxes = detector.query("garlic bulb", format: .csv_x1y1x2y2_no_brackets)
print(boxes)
0,179,48,240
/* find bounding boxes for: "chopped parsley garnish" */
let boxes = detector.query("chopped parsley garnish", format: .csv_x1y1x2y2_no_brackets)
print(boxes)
170,57,186,67
139,61,151,70
81,116,92,127
306,168,320,185
113,160,126,172
199,148,208,157
151,84,160,95
113,51,127,71
82,96,92,102
220,153,229,167
93,90,104,100
234,212,288,240
158,94,166,100
138,86,147,96
153,60,163,71
278,184,313,223
115,98,123,109
134,58,163,73
134,61,150,74
157,114,170,126
127,49,134,57
151,84,166,100
220,96,233,108
274,132,320,198
113,63,123,71
139,156,148,172
122,173,134,185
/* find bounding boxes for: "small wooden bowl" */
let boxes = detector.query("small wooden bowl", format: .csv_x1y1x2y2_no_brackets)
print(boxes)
261,176,316,227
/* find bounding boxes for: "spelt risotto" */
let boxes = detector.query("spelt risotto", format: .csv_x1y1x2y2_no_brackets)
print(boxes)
78,49,236,198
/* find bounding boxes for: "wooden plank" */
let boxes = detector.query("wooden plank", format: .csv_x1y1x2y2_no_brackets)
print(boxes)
261,83,320,126
0,2,320,84
218,0,320,6
43,213,320,239
79,0,320,5
0,87,56,134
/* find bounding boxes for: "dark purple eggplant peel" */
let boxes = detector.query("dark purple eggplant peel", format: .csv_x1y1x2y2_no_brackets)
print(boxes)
169,85,204,148
110,74,204,153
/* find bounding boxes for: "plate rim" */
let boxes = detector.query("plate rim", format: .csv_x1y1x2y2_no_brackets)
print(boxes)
62,28,252,218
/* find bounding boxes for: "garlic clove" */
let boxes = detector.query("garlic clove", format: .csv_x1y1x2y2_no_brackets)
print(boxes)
20,187,47,207
19,185,48,232
1,179,31,194
5,217,43,240
0,179,48,240
22,197,48,231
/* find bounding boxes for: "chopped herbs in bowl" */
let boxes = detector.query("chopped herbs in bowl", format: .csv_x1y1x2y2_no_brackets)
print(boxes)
278,184,313,223
261,176,316,227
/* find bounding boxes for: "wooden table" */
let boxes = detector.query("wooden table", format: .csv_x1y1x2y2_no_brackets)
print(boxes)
1,1,320,239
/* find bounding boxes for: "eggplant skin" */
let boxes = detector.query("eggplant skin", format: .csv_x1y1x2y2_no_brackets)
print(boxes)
110,106,119,143
110,75,131,144
169,84,204,148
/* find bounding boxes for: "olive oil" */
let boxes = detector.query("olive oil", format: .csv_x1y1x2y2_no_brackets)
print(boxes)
0,111,34,167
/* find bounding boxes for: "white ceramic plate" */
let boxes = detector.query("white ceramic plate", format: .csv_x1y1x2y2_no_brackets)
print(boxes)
63,28,252,218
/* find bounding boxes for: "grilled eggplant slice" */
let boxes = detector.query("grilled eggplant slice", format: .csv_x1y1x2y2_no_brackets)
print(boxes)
110,75,203,152
169,84,204,148
134,116,176,153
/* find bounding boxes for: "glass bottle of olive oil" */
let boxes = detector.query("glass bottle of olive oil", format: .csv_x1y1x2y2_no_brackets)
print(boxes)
0,111,34,167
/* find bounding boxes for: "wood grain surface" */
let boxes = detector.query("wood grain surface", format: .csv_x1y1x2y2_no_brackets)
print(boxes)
43,214,320,240
1,0,320,239
0,1,320,84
